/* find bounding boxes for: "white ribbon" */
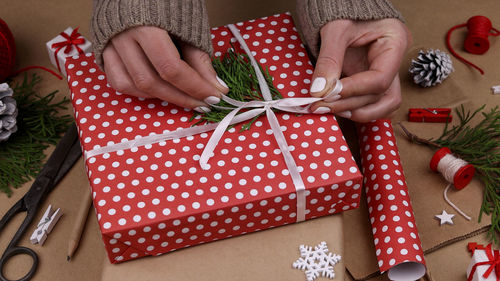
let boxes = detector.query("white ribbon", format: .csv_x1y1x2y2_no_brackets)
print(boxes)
85,24,342,222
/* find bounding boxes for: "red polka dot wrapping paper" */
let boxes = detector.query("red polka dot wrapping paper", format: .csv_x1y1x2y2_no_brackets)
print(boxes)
65,13,362,263
357,120,426,278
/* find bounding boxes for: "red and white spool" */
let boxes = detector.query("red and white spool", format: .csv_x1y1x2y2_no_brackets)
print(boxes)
430,147,475,189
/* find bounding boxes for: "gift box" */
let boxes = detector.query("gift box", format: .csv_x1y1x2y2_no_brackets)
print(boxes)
66,12,362,263
46,27,91,76
467,243,500,281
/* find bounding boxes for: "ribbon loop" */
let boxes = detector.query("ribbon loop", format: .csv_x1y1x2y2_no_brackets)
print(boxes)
51,27,86,72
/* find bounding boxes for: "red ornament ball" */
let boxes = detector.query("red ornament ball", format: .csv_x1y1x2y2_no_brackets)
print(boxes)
0,18,16,82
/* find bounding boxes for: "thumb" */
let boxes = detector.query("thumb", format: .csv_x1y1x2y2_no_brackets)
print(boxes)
309,20,350,101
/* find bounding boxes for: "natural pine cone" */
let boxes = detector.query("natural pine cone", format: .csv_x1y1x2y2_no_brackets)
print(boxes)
409,49,454,87
0,83,17,142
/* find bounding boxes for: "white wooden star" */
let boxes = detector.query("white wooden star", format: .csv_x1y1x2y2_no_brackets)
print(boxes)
435,210,455,225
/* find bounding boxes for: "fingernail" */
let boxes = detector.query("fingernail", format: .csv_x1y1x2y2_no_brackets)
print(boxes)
313,107,331,114
324,79,343,102
194,106,211,113
310,77,327,93
204,96,221,105
325,93,341,102
216,76,229,89
336,111,352,119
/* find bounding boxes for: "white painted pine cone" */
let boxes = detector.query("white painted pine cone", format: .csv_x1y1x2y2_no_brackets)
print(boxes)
0,83,18,142
409,49,454,87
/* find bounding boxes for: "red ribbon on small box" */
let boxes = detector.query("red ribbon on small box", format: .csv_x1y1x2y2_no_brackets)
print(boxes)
468,243,500,281
51,27,85,72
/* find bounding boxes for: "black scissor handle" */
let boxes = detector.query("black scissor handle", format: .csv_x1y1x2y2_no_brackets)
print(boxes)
0,246,38,281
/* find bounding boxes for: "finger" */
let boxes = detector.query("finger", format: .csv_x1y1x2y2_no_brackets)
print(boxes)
309,20,352,99
310,94,381,116
102,45,150,98
349,75,402,123
132,27,223,104
181,43,229,95
340,33,406,99
109,37,210,111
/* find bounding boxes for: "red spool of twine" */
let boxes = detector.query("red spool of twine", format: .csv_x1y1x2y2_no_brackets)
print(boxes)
0,17,62,82
446,15,500,75
0,18,16,82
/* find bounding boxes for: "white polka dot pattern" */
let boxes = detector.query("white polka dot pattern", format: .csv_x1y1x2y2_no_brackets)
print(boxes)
66,13,362,264
357,120,425,273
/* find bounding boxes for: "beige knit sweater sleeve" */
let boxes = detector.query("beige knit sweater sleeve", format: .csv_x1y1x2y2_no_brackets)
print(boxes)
90,0,403,67
296,0,404,57
90,0,213,68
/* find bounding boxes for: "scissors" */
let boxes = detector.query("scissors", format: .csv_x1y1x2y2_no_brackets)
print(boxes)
0,123,81,281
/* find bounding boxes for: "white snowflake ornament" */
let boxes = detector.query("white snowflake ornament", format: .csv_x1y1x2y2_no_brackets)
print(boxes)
292,241,341,281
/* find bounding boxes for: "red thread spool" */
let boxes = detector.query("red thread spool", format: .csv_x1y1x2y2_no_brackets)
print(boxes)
430,147,475,190
0,17,16,82
464,16,495,54
446,15,500,75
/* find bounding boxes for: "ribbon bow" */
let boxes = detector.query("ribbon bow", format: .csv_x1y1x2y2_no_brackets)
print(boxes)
468,243,500,281
51,27,86,72
85,23,342,223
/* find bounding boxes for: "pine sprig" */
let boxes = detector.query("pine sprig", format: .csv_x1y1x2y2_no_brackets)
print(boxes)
399,105,500,243
0,73,73,196
191,48,282,130
434,105,500,242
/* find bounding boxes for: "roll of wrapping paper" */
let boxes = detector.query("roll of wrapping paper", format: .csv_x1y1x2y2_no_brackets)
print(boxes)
357,120,426,280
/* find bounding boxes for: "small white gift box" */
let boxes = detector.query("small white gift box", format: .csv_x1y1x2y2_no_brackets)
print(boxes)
46,27,92,77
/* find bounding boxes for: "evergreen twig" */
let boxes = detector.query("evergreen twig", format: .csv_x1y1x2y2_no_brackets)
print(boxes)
399,105,500,243
0,73,73,196
192,48,282,131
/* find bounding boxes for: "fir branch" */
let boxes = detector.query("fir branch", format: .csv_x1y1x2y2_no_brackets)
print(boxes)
0,73,73,196
400,105,500,243
192,48,282,131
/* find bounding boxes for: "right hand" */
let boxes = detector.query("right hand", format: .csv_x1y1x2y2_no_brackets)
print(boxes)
102,26,228,113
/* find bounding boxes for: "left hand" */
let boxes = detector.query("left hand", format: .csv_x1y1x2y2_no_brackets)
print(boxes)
308,18,411,122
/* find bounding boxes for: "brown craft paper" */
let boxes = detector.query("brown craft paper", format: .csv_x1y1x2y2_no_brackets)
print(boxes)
102,215,345,281
1,0,500,281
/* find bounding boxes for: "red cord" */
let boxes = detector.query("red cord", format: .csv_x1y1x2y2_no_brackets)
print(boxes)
446,15,500,75
13,66,63,80
445,23,483,74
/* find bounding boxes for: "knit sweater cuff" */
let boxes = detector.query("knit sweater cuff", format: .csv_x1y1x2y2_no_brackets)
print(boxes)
296,0,404,58
91,0,213,68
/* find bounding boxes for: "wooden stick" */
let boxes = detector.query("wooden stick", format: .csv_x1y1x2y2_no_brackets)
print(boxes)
67,191,93,261
397,122,442,149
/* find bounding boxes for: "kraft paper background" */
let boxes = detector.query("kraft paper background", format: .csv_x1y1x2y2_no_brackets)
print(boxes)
1,0,499,280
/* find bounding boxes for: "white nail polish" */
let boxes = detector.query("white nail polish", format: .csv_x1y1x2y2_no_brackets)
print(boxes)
325,93,342,102
194,106,211,113
331,79,343,95
310,77,327,93
336,111,352,119
216,76,229,89
204,96,221,105
313,107,331,114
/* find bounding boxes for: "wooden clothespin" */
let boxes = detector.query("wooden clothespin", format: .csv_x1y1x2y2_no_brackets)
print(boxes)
491,85,500,94
30,205,63,245
408,108,452,123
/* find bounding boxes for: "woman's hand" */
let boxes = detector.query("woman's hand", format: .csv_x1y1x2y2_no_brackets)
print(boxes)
309,18,411,122
102,26,228,113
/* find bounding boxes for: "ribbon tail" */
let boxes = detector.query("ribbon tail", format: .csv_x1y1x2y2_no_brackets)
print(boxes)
199,107,242,170
265,107,306,222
